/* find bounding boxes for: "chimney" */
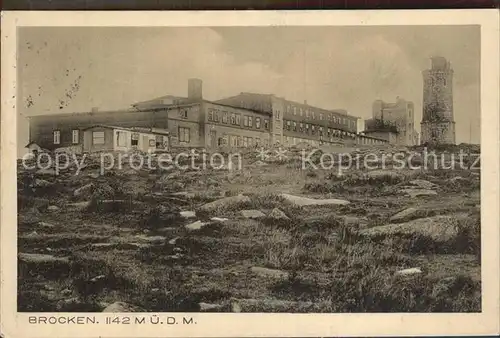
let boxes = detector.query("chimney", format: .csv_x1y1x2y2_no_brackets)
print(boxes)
91,107,99,113
188,78,203,101
303,100,308,105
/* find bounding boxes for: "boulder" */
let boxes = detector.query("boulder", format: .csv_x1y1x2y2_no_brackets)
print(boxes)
400,189,437,198
199,302,225,312
360,213,470,243
168,237,180,245
33,179,53,188
102,301,143,312
211,217,229,222
389,207,419,223
180,211,196,219
280,193,349,206
67,201,91,210
409,179,437,190
74,183,94,197
395,267,422,276
37,221,55,228
267,208,290,221
240,209,266,219
185,220,209,231
198,194,250,213
251,266,289,279
229,298,326,313
18,253,69,264
449,176,468,183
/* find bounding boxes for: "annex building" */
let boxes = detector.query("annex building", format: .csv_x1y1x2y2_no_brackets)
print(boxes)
27,78,388,153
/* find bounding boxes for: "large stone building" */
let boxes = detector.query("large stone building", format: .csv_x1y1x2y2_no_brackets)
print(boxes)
420,56,456,145
362,97,419,146
216,93,363,147
27,78,388,153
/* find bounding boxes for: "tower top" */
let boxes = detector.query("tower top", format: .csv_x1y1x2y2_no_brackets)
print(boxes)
430,56,452,71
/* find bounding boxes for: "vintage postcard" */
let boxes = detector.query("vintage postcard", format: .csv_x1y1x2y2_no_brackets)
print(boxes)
1,9,499,338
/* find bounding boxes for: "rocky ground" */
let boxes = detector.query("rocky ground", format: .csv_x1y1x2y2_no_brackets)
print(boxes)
17,144,481,312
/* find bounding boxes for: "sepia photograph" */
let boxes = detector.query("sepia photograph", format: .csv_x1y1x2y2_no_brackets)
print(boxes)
1,10,499,338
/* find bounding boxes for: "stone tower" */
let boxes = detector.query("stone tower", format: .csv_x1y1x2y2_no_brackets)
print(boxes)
420,56,456,145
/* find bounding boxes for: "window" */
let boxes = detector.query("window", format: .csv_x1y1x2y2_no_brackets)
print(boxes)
299,123,304,132
256,117,261,129
319,113,323,120
179,127,190,143
230,113,236,125
311,112,315,119
248,137,253,147
300,108,303,117
248,116,253,127
237,136,242,147
306,110,309,118
230,135,237,147
327,128,331,136
214,111,220,122
131,132,139,146
255,137,261,147
92,131,105,145
286,120,291,131
53,130,60,144
444,78,447,86
243,116,249,127
276,111,280,120
222,112,228,124
208,109,214,121
311,125,316,134
236,114,241,125
319,127,323,135
293,107,297,115
116,131,127,147
305,124,310,132
242,137,248,148
72,129,79,144
156,135,165,149
264,119,269,129
179,109,188,119
293,121,297,131
329,114,332,121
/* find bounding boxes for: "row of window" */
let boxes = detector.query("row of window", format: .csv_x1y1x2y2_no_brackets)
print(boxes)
218,134,268,148
282,105,355,126
283,120,357,138
358,137,386,145
208,109,270,130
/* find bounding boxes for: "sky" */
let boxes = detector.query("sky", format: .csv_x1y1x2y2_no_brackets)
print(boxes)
17,25,480,155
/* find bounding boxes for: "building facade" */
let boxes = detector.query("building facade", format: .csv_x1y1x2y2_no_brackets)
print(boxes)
420,56,456,145
27,78,388,153
216,93,359,148
363,97,419,146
